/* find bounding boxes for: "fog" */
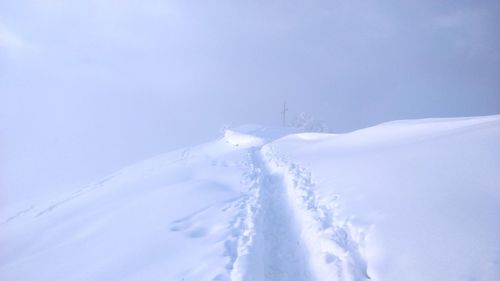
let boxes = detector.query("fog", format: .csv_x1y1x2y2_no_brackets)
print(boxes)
1,0,499,201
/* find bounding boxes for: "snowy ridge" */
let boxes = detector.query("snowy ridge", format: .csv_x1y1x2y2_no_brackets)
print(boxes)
1,115,499,281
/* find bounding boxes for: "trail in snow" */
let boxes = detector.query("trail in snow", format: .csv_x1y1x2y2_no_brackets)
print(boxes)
242,150,314,281
228,144,370,281
262,146,370,281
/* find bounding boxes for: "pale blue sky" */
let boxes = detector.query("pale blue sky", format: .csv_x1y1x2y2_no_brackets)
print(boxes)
1,0,499,201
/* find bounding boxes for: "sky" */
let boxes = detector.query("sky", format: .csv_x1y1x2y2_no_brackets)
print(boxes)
1,0,500,202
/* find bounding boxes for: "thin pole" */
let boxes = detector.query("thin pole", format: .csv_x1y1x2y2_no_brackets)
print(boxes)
282,101,288,127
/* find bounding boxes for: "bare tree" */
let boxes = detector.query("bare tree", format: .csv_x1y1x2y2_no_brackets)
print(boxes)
290,112,330,132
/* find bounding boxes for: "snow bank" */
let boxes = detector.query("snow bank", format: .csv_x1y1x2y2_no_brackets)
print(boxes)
224,130,264,147
268,115,500,281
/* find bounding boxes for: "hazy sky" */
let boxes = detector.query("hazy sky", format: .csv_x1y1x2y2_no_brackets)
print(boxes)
1,0,499,201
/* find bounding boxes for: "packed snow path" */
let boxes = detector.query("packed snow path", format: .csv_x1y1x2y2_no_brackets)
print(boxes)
230,145,369,281
243,151,314,281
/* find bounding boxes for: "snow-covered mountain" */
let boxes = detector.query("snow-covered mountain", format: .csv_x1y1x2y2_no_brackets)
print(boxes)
1,115,499,281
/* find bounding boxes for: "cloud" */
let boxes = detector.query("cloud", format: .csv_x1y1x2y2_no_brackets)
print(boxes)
0,23,37,54
430,7,500,60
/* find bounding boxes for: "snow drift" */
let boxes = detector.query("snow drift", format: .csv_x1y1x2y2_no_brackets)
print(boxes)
1,115,499,281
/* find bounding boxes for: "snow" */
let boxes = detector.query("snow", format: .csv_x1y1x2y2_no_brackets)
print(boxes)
267,114,500,281
1,115,500,281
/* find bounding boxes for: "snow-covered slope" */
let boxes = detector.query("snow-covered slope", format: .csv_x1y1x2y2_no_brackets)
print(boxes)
1,116,499,281
266,115,500,281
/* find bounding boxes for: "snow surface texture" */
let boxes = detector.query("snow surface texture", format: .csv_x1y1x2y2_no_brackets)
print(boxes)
1,115,500,281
